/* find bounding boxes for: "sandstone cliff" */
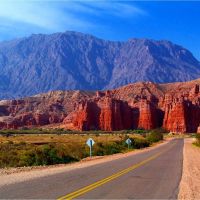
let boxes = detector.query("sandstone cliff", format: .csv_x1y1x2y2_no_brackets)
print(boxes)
1,79,200,133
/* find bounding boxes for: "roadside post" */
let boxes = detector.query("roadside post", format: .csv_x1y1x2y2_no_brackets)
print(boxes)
126,138,132,149
86,138,95,157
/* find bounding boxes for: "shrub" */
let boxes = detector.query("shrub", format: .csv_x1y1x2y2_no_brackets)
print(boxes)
19,141,26,145
0,142,80,168
19,127,30,130
103,141,125,154
133,129,148,134
0,133,162,168
151,128,169,134
194,134,200,147
130,138,150,149
146,131,163,144
93,141,125,156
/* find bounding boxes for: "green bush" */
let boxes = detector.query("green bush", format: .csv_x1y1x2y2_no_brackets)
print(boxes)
93,141,125,156
146,131,163,144
151,128,168,134
0,143,80,168
130,138,150,149
133,129,147,134
194,134,200,147
0,132,164,168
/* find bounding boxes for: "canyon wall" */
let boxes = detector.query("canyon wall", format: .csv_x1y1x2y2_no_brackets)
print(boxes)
0,80,200,133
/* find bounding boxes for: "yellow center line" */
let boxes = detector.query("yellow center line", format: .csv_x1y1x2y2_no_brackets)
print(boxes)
57,142,176,200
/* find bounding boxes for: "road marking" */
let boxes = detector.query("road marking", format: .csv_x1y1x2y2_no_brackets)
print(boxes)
58,142,176,200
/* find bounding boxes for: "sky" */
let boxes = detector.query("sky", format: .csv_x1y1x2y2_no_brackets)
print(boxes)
0,0,200,60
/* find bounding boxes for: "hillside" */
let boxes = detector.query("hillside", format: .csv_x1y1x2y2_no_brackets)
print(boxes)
0,31,200,98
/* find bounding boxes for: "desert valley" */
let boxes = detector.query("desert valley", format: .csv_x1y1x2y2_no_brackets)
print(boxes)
0,1,200,199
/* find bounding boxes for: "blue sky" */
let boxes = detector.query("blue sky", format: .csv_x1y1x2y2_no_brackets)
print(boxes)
0,1,200,60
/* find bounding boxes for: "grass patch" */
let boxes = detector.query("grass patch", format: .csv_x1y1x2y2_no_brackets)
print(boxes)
131,137,150,149
146,131,164,144
0,130,165,168
0,140,127,168
193,134,200,147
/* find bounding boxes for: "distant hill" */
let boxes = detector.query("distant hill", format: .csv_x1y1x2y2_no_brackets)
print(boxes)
0,31,200,99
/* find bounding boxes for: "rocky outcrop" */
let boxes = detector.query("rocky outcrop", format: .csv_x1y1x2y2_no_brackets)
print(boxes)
64,80,200,133
98,98,133,131
163,98,187,133
197,126,200,133
138,99,158,130
63,97,133,131
0,112,64,129
1,79,200,133
65,101,100,131
161,84,200,133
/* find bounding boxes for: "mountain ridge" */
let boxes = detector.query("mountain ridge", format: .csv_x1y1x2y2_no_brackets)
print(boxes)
0,31,200,99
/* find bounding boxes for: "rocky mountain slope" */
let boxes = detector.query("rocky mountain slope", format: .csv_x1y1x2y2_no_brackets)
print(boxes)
0,31,200,98
0,79,200,133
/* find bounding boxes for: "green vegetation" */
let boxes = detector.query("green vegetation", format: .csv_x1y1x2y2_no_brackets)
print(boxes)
0,129,164,168
193,133,200,147
93,141,126,156
0,140,127,168
0,128,73,136
146,131,164,144
0,127,168,136
130,137,150,149
0,142,81,168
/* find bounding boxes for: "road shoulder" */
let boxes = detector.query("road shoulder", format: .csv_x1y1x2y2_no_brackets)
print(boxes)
178,138,200,200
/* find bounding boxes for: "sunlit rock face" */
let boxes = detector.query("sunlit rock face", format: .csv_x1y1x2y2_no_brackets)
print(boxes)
1,79,200,133
197,126,200,133
63,80,200,133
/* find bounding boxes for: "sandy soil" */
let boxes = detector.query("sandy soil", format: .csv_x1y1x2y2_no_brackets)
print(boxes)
0,139,171,187
178,138,200,200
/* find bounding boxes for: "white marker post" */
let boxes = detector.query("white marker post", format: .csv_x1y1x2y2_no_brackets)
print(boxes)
126,138,132,149
86,138,95,157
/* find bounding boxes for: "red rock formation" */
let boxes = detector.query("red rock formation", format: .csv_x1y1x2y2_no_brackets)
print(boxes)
197,126,200,133
98,98,114,131
163,98,187,133
189,84,199,96
64,101,100,131
98,98,133,131
1,79,200,133
138,99,158,130
64,97,133,131
70,102,89,130
161,84,200,133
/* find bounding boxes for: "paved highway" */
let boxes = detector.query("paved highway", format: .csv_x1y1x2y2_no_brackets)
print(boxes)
0,139,183,199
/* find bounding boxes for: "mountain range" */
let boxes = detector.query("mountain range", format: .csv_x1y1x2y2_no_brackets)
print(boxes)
0,31,200,99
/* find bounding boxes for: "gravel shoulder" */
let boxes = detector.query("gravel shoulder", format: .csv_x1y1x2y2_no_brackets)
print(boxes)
178,138,200,200
0,139,171,187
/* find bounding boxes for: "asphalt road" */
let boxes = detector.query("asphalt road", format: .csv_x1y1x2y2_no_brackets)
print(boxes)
0,138,183,199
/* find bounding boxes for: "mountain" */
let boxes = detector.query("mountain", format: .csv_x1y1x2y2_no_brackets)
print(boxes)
0,79,200,133
0,31,200,99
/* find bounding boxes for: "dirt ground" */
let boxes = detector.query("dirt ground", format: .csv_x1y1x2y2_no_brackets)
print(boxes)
178,138,200,200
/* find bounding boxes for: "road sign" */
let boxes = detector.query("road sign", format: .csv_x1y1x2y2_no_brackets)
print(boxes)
86,138,95,157
126,138,132,145
126,138,132,149
86,138,95,147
